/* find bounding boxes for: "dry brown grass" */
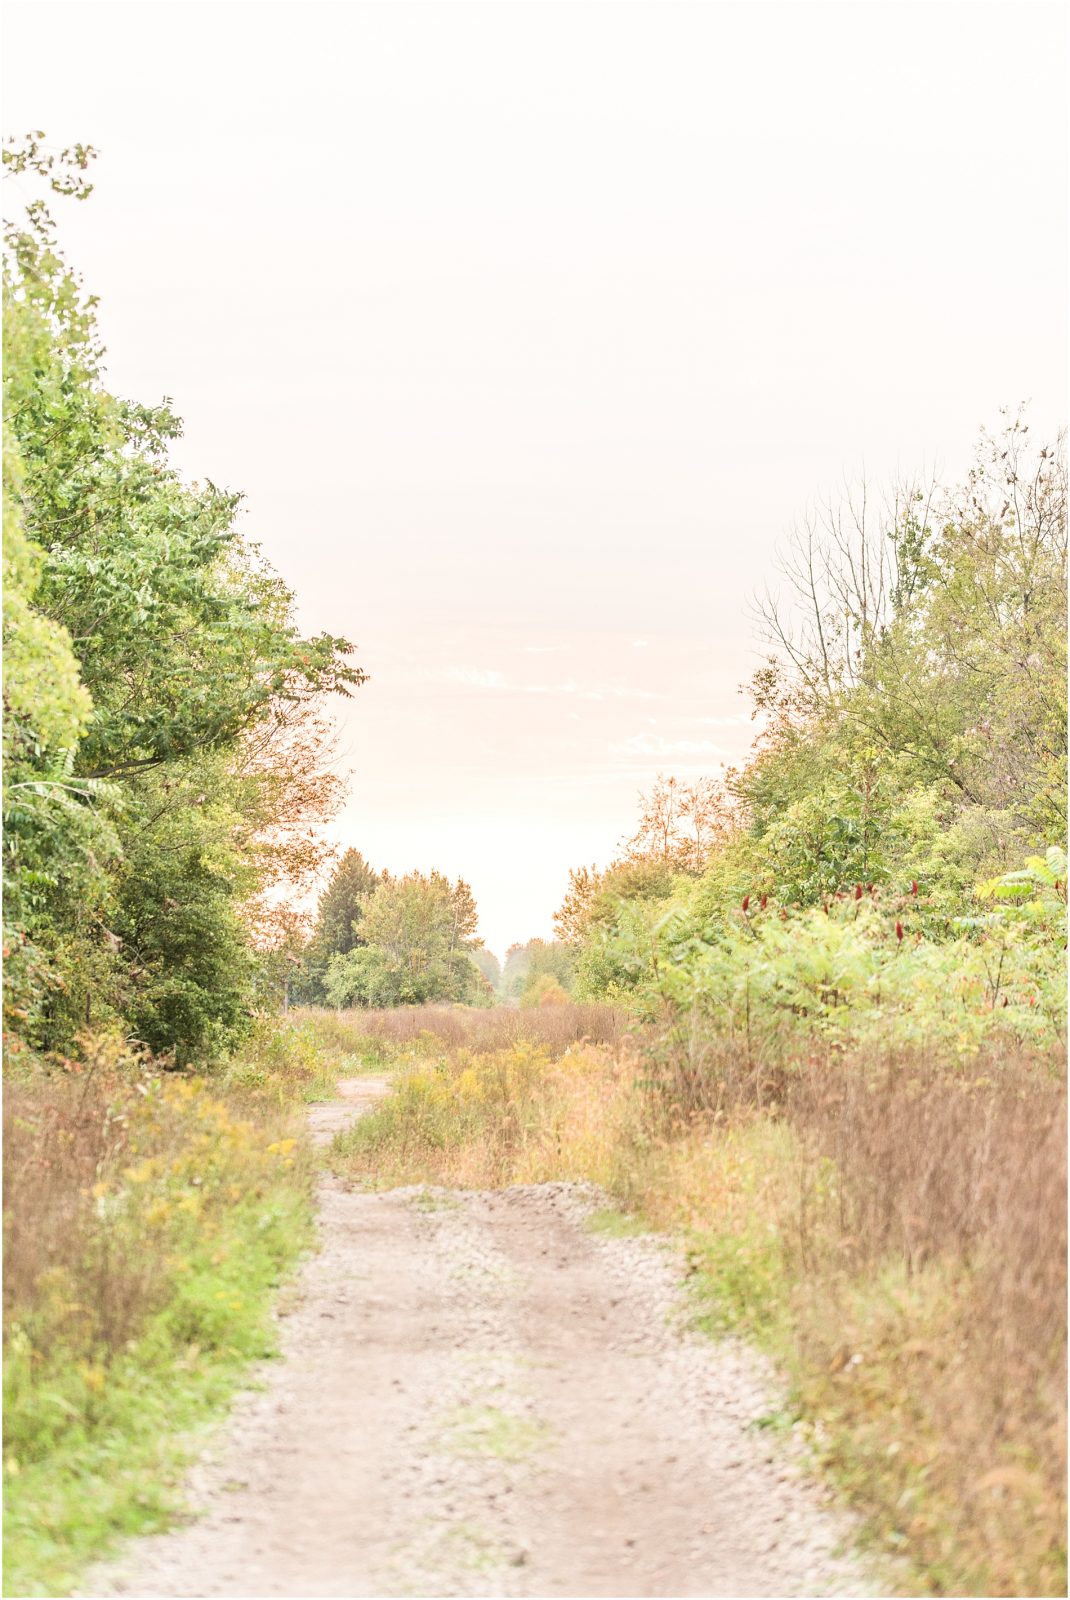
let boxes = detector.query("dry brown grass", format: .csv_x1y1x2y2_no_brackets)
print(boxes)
334,1016,1067,1595
292,1001,629,1061
3,1038,316,1595
616,1041,1068,1596
4,1057,170,1358
779,1053,1067,1597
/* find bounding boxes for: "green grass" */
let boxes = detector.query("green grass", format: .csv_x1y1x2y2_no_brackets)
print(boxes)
440,1405,553,1463
3,1185,313,1596
585,1205,649,1239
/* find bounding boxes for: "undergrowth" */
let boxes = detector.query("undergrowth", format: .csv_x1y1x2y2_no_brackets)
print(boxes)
2,1028,321,1596
331,1016,1067,1598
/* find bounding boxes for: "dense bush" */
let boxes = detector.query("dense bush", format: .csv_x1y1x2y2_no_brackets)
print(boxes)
581,850,1066,1073
3,142,359,1062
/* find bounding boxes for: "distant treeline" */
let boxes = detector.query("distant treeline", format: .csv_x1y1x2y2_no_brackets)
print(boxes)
291,849,576,1010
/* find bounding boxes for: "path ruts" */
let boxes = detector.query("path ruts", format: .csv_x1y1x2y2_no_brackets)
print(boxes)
90,1080,877,1598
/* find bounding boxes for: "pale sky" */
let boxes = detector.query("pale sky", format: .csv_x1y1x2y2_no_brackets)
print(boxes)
4,1,1067,957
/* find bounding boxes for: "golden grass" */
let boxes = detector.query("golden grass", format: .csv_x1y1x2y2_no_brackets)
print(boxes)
333,1029,1067,1596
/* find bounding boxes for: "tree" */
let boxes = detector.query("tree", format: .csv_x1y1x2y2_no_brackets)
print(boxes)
623,774,736,872
554,857,680,948
553,866,601,945
295,848,381,1001
564,415,1068,1008
3,138,363,1058
501,939,575,1002
523,974,570,1006
324,871,483,1008
316,850,381,956
752,415,1067,840
471,947,502,991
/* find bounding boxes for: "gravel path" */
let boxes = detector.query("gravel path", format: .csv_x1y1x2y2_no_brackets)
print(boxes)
89,1078,879,1598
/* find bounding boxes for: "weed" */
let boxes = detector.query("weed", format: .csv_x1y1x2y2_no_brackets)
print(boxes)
441,1406,553,1463
585,1207,648,1239
344,1021,1066,1596
3,1052,313,1595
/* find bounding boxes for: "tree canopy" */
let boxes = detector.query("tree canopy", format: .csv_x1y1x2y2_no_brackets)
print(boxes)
3,138,363,1060
324,871,483,1008
557,417,1067,1026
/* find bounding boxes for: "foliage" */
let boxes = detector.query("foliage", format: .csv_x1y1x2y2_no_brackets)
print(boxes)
2,138,362,1059
555,857,680,948
3,1047,314,1595
522,973,570,1006
621,773,737,871
324,871,482,1008
599,865,1065,1061
751,415,1067,837
294,849,381,1003
500,938,575,1002
471,947,502,992
220,1011,372,1105
560,421,1067,1050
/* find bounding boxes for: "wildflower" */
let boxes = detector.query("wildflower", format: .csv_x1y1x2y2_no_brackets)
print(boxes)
895,921,903,941
741,895,750,912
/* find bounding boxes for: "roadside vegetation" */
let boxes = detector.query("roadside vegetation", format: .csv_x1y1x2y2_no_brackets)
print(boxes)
330,419,1068,1597
0,143,368,1595
330,1004,1066,1598
3,135,1065,1600
1,1005,396,1596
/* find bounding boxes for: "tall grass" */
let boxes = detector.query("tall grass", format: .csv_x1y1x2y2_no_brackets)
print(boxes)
3,1035,314,1595
292,1001,628,1062
333,1018,1067,1596
676,1049,1067,1598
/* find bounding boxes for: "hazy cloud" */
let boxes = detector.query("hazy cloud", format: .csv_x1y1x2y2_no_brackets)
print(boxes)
613,733,726,758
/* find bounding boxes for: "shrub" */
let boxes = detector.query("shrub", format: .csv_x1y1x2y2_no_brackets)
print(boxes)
3,1038,313,1593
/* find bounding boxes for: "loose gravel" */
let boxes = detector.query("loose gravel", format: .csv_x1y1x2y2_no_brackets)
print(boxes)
88,1081,880,1598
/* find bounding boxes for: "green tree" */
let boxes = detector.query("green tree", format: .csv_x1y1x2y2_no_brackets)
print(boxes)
501,938,575,1002
752,416,1067,853
472,947,502,992
297,849,381,1000
566,418,1067,1001
325,871,482,1008
2,138,363,1058
522,973,570,1006
317,850,381,956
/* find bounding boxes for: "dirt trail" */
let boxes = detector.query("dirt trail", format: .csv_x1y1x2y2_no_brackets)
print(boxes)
91,1079,878,1599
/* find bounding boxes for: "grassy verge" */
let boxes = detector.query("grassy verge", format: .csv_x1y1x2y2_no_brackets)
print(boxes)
219,1010,385,1103
1,1016,353,1597
638,1098,1067,1600
328,1014,1066,1598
